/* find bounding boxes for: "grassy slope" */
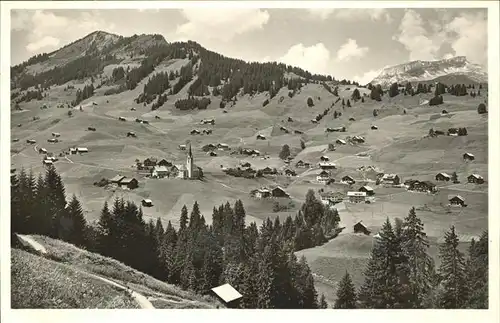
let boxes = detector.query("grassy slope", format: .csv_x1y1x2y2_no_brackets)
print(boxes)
11,54,489,307
12,235,219,309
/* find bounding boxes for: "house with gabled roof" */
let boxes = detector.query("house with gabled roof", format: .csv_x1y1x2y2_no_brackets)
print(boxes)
341,175,355,185
354,221,371,235
120,177,138,189
319,162,336,170
359,185,375,196
110,175,126,184
449,195,466,207
463,152,475,161
317,170,330,183
347,191,366,203
211,283,242,309
271,186,290,198
468,174,484,184
435,172,451,181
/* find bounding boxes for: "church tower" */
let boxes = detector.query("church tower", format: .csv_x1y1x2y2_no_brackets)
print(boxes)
186,143,193,179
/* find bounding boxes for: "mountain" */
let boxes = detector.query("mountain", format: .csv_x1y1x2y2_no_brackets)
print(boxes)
370,56,488,87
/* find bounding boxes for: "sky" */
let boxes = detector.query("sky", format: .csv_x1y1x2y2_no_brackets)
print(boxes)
10,7,488,84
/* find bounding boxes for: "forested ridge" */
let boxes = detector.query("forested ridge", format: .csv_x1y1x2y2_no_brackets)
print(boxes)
11,166,488,309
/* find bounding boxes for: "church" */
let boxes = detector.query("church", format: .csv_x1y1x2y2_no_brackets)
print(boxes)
176,144,202,180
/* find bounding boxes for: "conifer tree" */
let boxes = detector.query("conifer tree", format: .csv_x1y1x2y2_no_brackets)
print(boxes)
334,271,357,308
437,226,469,308
60,194,87,247
319,294,328,308
400,207,435,308
466,230,488,308
346,99,351,107
179,205,188,232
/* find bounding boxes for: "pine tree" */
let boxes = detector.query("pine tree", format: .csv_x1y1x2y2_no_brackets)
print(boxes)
400,207,435,308
346,99,351,107
334,271,357,308
437,226,469,308
60,194,87,247
279,144,291,160
466,230,488,308
319,294,328,308
179,205,188,232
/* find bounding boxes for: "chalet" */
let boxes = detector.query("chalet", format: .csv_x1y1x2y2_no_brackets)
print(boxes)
218,143,230,150
351,136,365,143
223,110,228,114
380,173,401,185
119,117,126,121
336,139,347,145
463,153,475,161
257,134,266,140
135,118,143,123
151,166,169,178
142,120,149,125
271,186,290,198
143,158,158,168
43,159,53,166
405,180,437,193
311,119,318,124
191,129,201,135
326,127,346,133
468,174,485,184
240,162,252,168
179,144,187,150
320,156,330,162
131,107,136,111
155,116,161,119
284,169,297,177
52,132,61,137
252,150,261,156
211,283,242,309
354,221,371,235
13,138,19,142
77,147,88,154
202,143,217,151
280,126,289,132
347,191,366,203
296,160,306,168
120,178,139,190
449,195,466,207
442,109,448,114
47,138,58,143
294,130,303,134
371,125,378,130
27,139,36,144
288,117,294,122
69,148,77,154
45,156,58,162
201,119,215,125
255,188,271,199
141,199,153,207
88,127,96,131
435,172,451,181
317,170,331,183
261,167,276,175
448,128,459,136
208,151,218,156
320,191,344,205
349,117,356,121
319,162,336,170
39,148,48,154
110,175,126,184
158,159,172,167
341,175,355,185
203,129,213,135
127,131,137,137
359,185,375,196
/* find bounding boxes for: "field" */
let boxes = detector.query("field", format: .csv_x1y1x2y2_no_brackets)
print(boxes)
11,63,489,304
11,235,219,309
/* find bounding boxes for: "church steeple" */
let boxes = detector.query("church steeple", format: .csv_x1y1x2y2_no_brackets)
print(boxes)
186,143,193,179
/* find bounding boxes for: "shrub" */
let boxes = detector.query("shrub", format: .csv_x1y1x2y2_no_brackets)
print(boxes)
263,99,269,107
307,97,314,107
477,103,487,114
429,95,443,106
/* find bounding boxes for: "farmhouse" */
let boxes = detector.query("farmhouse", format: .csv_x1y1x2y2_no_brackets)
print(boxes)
110,175,126,184
463,153,475,161
201,119,215,125
47,138,58,143
151,166,169,178
435,172,451,181
347,191,366,203
354,221,371,235
405,180,437,193
208,151,218,156
158,159,172,167
179,144,187,150
351,136,365,144
254,188,271,199
218,143,230,150
449,195,466,207
42,159,53,166
468,174,485,184
76,147,88,154
88,127,96,131
141,199,153,207
27,139,36,144
296,160,310,168
240,162,252,168
371,125,378,130
191,129,201,135
127,131,137,137
448,128,459,136
39,148,48,154
317,170,331,183
280,126,289,133
336,139,347,145
311,119,318,124
294,130,303,134
380,173,401,185
135,118,143,123
320,156,330,162
143,157,158,168
319,162,336,170
320,191,344,205
119,117,126,121
257,134,266,140
203,129,213,135
211,283,242,309
202,143,217,151
271,186,291,198
52,132,61,137
120,178,139,190
341,175,356,185
326,126,346,133
359,185,375,196
284,169,297,177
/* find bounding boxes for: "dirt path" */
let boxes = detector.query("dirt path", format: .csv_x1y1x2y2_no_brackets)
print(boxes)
14,234,155,309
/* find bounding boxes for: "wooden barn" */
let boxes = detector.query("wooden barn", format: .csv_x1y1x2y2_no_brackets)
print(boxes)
211,283,242,309
354,221,371,235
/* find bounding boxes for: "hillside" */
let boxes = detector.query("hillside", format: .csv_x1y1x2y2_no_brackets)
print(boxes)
11,30,489,308
12,234,220,309
370,56,488,87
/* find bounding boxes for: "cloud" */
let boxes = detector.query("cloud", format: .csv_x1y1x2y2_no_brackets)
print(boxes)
11,10,117,54
336,38,369,62
175,9,269,42
26,36,61,52
307,8,392,23
445,12,487,66
278,43,331,75
353,68,384,85
393,9,487,66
